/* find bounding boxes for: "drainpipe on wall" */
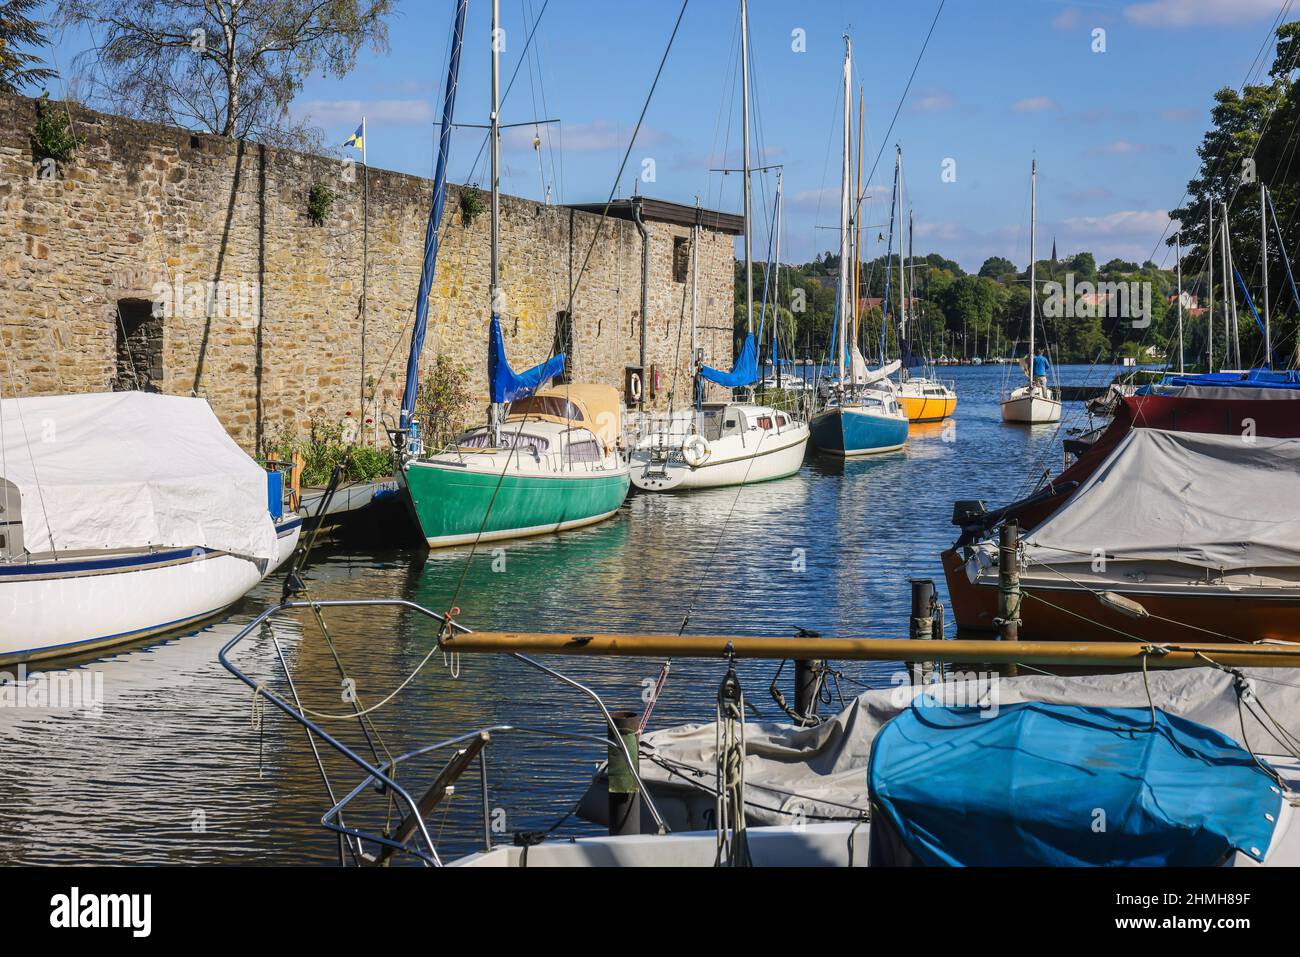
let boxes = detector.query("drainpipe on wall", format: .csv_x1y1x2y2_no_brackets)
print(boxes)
631,196,649,382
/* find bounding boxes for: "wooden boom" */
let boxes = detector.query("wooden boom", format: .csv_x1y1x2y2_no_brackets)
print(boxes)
443,631,1300,670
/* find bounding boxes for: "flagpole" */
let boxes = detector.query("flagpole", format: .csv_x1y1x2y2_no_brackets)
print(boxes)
361,116,370,423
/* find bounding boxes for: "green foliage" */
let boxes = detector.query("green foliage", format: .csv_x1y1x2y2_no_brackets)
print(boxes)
417,353,475,447
269,415,394,486
307,182,334,226
58,0,394,143
0,0,55,93
31,92,81,164
1170,19,1300,368
459,187,485,226
978,256,1015,279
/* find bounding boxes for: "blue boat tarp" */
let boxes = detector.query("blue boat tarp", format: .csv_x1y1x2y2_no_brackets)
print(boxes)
1160,369,1300,390
488,313,565,404
700,333,758,388
868,697,1282,866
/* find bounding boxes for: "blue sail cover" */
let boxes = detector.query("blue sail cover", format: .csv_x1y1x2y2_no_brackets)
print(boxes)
488,313,565,404
868,697,1282,867
700,333,758,388
399,0,468,431
1163,369,1300,390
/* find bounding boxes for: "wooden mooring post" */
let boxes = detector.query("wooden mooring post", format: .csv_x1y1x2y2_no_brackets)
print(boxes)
607,711,641,837
998,522,1022,678
910,578,937,685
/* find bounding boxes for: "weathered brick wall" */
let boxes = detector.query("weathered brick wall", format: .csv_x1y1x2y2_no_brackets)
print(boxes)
0,93,736,452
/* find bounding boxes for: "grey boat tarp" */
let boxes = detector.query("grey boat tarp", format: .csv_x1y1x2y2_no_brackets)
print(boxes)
578,667,1300,832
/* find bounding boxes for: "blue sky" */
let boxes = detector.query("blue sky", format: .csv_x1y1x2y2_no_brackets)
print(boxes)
42,0,1298,272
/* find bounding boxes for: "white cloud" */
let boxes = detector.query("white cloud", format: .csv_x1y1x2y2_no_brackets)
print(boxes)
1086,140,1171,155
503,120,673,153
1052,7,1082,30
1124,0,1282,28
292,98,435,128
1061,209,1172,239
1013,96,1057,113
788,184,889,213
912,89,956,113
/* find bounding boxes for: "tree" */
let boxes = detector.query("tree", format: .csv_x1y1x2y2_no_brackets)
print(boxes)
58,0,394,145
1167,21,1300,367
978,255,1015,279
0,0,57,93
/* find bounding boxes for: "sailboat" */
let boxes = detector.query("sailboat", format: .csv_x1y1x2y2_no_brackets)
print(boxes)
889,149,957,423
809,37,909,458
1000,160,1061,424
1,392,299,664
396,0,630,546
629,0,809,492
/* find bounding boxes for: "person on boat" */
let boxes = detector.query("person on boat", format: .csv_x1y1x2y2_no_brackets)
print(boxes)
1032,348,1050,394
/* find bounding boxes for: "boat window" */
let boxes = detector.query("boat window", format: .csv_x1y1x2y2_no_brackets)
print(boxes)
456,430,550,454
508,395,584,422
756,416,773,430
566,440,602,463
776,415,787,427
0,478,21,559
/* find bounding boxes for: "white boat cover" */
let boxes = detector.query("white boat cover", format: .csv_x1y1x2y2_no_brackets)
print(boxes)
580,667,1300,829
0,392,278,562
1023,427,1300,572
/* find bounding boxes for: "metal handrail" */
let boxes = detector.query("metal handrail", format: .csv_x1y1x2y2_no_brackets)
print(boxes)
218,597,668,865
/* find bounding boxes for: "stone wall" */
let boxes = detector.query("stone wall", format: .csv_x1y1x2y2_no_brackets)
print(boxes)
0,93,737,453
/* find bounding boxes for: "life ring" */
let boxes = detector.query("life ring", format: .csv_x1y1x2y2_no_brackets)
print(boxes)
682,434,710,468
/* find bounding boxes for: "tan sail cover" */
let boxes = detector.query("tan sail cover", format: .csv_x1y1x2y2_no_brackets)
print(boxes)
1023,428,1300,572
0,392,278,562
506,384,623,451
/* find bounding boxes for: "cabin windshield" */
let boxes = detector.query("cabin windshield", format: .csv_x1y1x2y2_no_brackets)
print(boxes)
507,395,585,422
456,430,551,454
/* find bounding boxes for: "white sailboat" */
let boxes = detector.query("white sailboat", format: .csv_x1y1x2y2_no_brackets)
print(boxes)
1001,159,1061,424
630,0,808,492
0,392,299,665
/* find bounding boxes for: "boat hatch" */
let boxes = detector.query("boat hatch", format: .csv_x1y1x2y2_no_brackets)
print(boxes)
0,478,21,559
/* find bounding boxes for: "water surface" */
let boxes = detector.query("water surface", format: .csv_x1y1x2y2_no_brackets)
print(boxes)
0,363,1123,864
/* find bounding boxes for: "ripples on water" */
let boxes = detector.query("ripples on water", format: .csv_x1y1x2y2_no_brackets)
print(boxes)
0,365,1121,863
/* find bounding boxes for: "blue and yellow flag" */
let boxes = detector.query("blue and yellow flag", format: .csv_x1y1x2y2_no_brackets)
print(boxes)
343,123,364,150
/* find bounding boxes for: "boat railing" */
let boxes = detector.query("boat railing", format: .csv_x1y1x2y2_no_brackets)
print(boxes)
218,598,666,866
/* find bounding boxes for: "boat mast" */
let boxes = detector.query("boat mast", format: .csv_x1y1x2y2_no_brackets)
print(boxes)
1176,229,1184,374
1223,201,1239,368
691,198,700,388
853,85,863,367
837,35,851,392
908,205,915,367
897,148,905,365
1027,159,1036,385
490,0,503,441
1262,183,1271,367
1208,202,1214,372
741,0,753,345
774,171,783,389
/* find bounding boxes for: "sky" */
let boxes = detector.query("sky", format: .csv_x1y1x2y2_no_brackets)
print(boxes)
38,0,1300,273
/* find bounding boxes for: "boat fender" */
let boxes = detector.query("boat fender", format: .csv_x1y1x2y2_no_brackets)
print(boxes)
682,434,710,468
